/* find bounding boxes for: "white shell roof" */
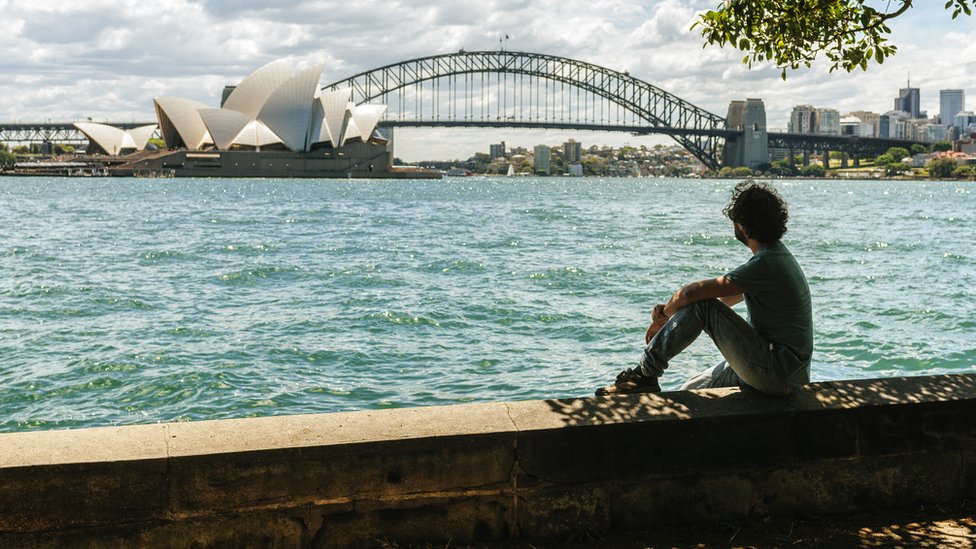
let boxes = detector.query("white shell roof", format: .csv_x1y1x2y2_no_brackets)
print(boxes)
343,106,362,142
151,59,388,153
233,120,283,148
128,124,159,150
73,122,129,155
221,59,293,119
350,104,386,142
199,108,253,151
257,63,324,152
154,97,210,150
319,88,352,147
73,122,158,154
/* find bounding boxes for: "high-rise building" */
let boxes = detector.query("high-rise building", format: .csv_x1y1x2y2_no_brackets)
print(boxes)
883,111,911,139
940,89,964,126
563,139,582,163
894,79,921,119
817,108,841,135
956,111,976,135
533,145,551,175
788,105,817,134
927,124,948,142
489,141,506,160
848,111,880,137
789,105,838,135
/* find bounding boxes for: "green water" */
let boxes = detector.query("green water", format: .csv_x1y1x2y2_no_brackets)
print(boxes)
0,176,973,431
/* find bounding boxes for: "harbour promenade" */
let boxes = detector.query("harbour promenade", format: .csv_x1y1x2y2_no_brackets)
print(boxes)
1,373,974,547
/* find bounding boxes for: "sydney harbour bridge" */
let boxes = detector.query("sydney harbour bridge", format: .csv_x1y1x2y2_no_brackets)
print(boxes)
0,51,920,170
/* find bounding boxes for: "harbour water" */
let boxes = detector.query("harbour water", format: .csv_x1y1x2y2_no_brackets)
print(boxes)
0,176,973,432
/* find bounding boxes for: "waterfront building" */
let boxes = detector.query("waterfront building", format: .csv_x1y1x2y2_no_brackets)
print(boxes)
940,89,965,127
817,108,841,135
568,163,583,177
956,111,976,136
489,142,506,160
927,124,948,142
533,145,551,174
152,59,386,153
110,59,429,178
848,111,880,137
788,105,816,134
894,81,921,119
907,118,931,142
840,116,873,137
789,105,839,135
563,139,582,163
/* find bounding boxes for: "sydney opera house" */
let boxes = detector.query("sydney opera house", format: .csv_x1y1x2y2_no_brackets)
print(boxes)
74,59,424,178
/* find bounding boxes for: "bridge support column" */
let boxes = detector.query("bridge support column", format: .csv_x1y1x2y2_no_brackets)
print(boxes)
841,153,849,169
802,150,810,166
853,154,860,167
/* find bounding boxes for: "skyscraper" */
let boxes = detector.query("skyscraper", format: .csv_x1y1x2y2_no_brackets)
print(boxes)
894,78,920,119
940,89,965,126
533,145,551,175
563,139,582,163
789,105,817,134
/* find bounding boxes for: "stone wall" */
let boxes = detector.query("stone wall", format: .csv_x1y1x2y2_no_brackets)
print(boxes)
1,374,974,547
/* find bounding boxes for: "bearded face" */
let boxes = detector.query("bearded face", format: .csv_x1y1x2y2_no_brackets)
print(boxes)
734,223,747,245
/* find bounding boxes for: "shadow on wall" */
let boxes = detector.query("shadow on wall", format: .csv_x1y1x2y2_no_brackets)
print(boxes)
543,374,976,428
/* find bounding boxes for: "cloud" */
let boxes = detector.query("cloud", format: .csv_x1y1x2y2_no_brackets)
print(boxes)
0,0,974,159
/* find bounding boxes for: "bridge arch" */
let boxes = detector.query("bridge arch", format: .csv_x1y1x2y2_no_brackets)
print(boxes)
325,51,727,169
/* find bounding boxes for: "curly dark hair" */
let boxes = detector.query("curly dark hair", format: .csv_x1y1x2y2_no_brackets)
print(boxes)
722,180,789,244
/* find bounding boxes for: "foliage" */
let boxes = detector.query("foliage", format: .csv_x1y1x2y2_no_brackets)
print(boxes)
53,144,75,155
717,166,754,178
0,149,15,167
885,162,910,176
582,156,608,176
952,165,976,178
928,158,958,178
800,164,825,177
874,153,895,166
931,141,953,152
695,1,973,78
886,147,910,161
12,145,29,154
769,159,797,176
910,144,928,156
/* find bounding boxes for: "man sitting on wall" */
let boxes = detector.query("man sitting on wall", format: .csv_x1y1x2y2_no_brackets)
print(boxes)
597,180,812,396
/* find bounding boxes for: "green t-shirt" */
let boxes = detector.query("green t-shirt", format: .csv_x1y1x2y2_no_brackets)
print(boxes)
725,241,813,387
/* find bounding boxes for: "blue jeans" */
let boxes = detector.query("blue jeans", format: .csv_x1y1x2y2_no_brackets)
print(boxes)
638,299,794,395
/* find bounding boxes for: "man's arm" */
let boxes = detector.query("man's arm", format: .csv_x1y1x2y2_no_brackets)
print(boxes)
645,276,744,343
719,293,744,308
662,276,744,317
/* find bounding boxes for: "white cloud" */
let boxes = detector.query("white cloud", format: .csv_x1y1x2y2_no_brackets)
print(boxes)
0,0,974,159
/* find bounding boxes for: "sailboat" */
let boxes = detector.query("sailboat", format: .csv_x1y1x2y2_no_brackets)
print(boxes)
506,163,515,177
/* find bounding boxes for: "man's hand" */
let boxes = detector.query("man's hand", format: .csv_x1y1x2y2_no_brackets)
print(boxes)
644,304,670,344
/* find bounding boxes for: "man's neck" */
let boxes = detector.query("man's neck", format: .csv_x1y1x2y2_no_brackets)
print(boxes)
746,239,766,255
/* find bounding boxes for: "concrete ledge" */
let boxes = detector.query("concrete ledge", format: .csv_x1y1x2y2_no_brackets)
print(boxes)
1,374,975,547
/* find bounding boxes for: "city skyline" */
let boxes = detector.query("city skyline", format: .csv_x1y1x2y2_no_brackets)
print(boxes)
1,0,974,161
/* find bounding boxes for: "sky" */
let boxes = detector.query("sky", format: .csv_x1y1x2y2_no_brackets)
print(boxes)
1,0,974,161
